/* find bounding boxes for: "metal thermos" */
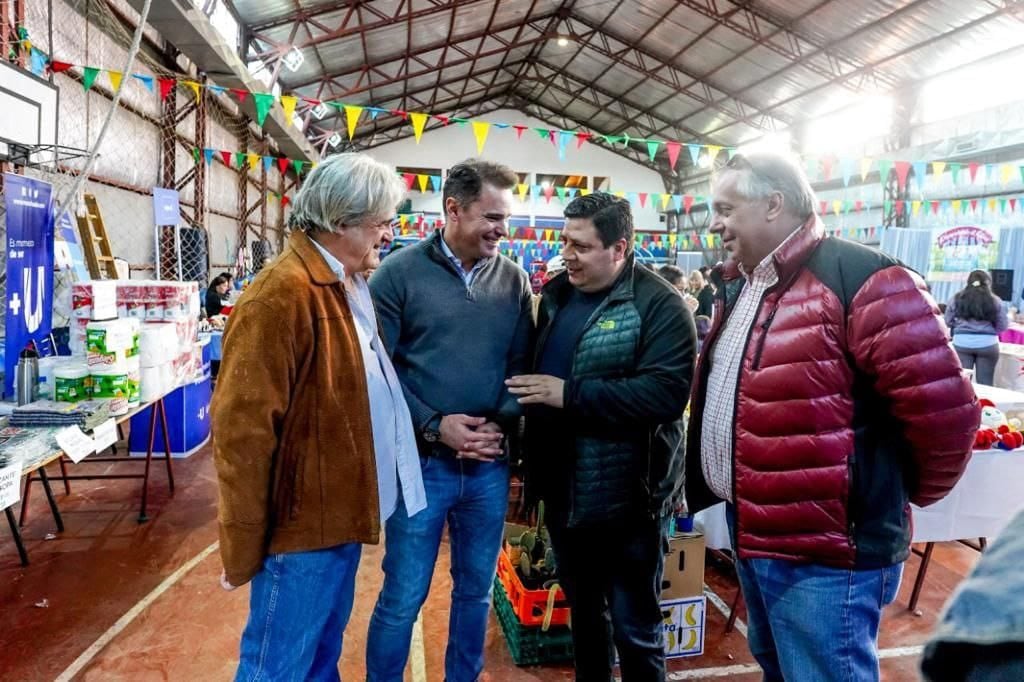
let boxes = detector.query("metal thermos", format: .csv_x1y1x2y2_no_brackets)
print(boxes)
16,345,39,406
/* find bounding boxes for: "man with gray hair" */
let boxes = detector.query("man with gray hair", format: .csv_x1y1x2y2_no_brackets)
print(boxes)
367,159,532,681
212,152,426,680
685,151,978,681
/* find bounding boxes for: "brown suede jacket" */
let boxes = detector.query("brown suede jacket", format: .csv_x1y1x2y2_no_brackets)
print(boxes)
212,231,380,586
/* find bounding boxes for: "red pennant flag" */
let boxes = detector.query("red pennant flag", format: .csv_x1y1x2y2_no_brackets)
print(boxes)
855,200,863,213
968,162,981,183
49,60,73,73
277,157,290,174
232,89,248,103
1012,198,1018,212
281,196,291,207
392,110,408,120
513,125,526,139
894,161,911,191
543,185,555,203
548,130,557,146
666,142,682,170
158,77,175,100
435,115,450,126
970,198,979,212
819,200,828,215
219,150,231,166
402,173,416,190
638,193,648,208
417,215,425,226
683,195,694,214
575,132,591,149
821,156,834,182
526,228,536,240
894,200,905,216
302,97,321,106
931,200,940,215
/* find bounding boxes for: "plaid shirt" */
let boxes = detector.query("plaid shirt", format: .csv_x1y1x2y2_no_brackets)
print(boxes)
701,232,798,501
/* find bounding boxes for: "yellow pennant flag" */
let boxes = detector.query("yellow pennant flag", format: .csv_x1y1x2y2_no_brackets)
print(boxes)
580,188,591,196
544,229,554,242
183,80,201,103
614,190,626,198
912,200,922,216
517,183,528,201
832,200,842,216
1000,164,1014,186
417,174,429,193
410,112,428,142
988,198,998,213
660,193,671,210
472,121,490,155
706,145,722,162
399,215,408,228
108,70,123,91
931,161,946,178
248,153,259,171
344,105,363,140
279,95,298,125
952,199,962,214
669,233,677,246
860,158,873,182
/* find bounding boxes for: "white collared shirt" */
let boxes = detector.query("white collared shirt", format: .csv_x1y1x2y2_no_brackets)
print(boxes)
311,239,426,521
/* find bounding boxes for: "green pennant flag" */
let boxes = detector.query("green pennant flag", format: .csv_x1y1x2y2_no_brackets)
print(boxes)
1000,198,1008,214
843,200,853,214
82,66,100,91
883,200,893,215
949,163,961,185
453,117,468,127
234,151,246,168
253,93,276,126
602,134,616,146
292,159,304,175
535,128,549,140
1019,165,1024,186
556,186,567,202
192,147,200,164
877,159,893,186
646,140,660,162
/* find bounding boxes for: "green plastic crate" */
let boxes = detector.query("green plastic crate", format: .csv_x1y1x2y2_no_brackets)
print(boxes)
493,577,574,666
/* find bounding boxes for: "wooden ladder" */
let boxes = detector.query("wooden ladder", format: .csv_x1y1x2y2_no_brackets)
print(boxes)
75,193,119,279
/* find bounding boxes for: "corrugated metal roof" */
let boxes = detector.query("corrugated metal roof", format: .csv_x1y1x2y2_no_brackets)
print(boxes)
229,0,1024,169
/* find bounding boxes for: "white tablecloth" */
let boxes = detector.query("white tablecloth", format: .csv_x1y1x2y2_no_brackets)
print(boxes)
695,448,1024,550
995,344,1024,393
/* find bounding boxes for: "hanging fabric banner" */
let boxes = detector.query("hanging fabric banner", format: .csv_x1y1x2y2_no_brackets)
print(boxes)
926,226,1000,283
2,174,55,398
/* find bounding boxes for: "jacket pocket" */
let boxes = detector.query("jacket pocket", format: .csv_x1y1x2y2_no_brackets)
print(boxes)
751,306,779,370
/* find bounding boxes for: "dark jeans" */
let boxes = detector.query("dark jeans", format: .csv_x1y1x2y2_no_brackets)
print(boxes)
548,515,669,682
954,343,1000,386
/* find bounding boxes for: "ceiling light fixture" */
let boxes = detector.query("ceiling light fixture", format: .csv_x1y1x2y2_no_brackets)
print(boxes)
311,102,329,119
328,132,342,148
282,46,305,72
557,36,569,47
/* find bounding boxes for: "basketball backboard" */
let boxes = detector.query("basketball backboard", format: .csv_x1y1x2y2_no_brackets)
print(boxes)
0,61,58,165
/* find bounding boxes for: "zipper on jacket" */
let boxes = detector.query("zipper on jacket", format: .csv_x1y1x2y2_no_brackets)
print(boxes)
751,305,779,371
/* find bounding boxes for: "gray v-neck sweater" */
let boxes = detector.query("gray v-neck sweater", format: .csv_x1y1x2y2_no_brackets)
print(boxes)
370,232,533,449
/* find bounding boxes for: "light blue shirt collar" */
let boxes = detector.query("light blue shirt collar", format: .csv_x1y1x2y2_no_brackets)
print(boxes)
310,237,347,280
439,231,489,287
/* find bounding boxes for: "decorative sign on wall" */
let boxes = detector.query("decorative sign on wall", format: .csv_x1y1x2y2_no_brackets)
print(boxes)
926,226,1001,283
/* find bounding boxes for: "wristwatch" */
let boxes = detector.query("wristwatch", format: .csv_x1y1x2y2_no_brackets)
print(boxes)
422,415,442,443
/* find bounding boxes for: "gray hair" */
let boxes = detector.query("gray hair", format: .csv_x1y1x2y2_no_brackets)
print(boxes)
721,151,816,220
287,153,405,234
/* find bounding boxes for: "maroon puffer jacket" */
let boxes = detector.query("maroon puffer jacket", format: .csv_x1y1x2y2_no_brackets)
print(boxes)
685,216,979,568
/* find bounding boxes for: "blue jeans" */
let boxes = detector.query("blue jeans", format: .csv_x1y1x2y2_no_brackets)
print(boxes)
727,507,903,681
366,456,509,682
236,543,362,682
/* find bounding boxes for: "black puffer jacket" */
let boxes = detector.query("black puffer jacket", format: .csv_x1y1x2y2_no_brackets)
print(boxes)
525,258,697,527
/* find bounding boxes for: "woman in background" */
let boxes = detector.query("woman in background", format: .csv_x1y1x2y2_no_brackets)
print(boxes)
205,275,230,318
945,270,1009,385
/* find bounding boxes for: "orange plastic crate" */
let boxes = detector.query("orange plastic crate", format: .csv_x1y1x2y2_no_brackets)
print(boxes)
496,544,570,627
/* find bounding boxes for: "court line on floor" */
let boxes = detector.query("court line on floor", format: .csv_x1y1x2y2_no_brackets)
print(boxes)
55,541,220,682
703,584,748,639
411,610,427,682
